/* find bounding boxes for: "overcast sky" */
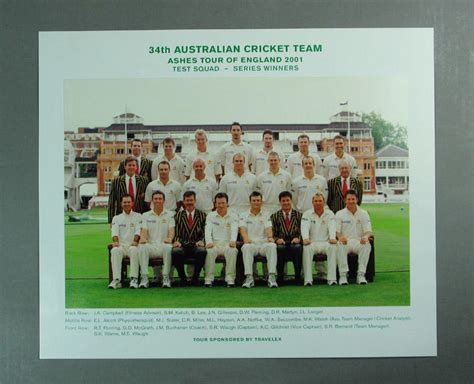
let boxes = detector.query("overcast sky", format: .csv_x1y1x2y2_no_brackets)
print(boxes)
64,77,409,131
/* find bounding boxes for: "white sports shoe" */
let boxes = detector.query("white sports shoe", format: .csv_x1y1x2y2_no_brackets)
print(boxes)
327,280,338,286
108,279,122,289
139,276,150,288
357,273,368,285
129,278,139,289
162,275,171,288
304,281,313,287
339,274,348,286
267,274,278,288
242,275,254,288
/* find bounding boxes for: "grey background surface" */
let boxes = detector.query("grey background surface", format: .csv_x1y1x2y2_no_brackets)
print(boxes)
1,0,473,383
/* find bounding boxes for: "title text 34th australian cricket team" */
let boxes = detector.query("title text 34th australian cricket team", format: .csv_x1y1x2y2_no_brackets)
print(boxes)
108,123,372,289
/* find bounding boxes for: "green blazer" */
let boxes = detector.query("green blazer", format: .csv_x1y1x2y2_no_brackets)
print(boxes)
327,176,363,214
118,157,153,184
107,174,148,223
173,209,207,246
270,209,303,243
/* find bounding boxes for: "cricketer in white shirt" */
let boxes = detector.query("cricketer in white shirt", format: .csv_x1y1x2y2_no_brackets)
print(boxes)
301,193,338,286
335,191,372,285
239,194,278,285
204,194,239,286
109,196,142,288
138,192,175,288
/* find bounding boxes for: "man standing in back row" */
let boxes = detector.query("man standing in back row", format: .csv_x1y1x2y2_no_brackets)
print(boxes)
184,129,222,182
323,135,358,180
151,137,186,184
286,134,323,178
217,122,254,175
251,130,285,176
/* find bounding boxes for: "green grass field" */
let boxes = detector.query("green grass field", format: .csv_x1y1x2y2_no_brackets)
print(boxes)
65,203,410,308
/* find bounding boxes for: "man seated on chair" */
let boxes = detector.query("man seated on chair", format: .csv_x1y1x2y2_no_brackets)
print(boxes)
108,194,142,289
240,191,278,288
204,192,239,287
301,192,338,286
172,190,207,287
270,191,303,285
335,189,372,285
137,190,175,288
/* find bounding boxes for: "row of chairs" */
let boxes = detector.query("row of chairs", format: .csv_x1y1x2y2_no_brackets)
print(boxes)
107,238,375,286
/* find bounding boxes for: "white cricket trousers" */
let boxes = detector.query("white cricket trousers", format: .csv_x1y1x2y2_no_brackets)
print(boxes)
205,241,238,284
138,243,172,277
242,242,277,276
337,239,371,275
110,245,138,280
302,242,337,283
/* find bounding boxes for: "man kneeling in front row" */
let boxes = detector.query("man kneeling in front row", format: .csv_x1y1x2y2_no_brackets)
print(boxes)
138,190,175,288
240,192,278,288
336,189,372,285
108,194,142,289
301,192,338,286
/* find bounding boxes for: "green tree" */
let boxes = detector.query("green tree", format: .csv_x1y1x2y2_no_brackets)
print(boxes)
362,112,408,150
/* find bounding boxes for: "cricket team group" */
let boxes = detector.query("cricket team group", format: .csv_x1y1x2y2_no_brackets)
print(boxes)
107,122,372,290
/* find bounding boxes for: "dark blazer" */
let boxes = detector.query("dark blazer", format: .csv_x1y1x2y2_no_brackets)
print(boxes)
173,209,207,246
118,157,153,184
108,174,148,223
327,176,363,213
271,209,303,243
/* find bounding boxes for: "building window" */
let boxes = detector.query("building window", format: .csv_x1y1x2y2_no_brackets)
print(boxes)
364,162,371,170
376,177,387,186
364,177,371,192
117,148,125,155
375,161,386,169
105,180,111,193
388,176,405,186
388,161,403,169
105,149,112,155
